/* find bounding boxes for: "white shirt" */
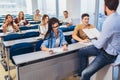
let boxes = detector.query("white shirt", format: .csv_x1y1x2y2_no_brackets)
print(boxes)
7,25,14,32
54,38,60,47
20,20,25,26
92,12,120,55
39,24,48,34
62,17,72,24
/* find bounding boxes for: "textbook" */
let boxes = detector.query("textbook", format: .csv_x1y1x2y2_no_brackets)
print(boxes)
83,28,100,39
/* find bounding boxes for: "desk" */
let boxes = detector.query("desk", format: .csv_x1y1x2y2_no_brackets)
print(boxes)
0,29,39,38
13,42,87,80
3,37,39,48
13,42,115,80
2,36,41,79
63,31,73,36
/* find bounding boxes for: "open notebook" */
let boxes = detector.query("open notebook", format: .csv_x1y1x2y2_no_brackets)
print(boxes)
83,28,100,39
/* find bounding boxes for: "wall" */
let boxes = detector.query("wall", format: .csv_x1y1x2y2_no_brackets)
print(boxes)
66,0,81,25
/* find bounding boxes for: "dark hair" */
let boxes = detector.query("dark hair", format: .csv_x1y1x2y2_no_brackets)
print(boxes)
44,17,59,39
5,14,14,27
81,13,89,19
63,10,68,14
104,0,119,11
42,14,49,23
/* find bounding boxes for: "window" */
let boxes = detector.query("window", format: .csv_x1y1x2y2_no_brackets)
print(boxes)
97,0,120,31
38,0,56,18
80,0,96,25
58,0,66,19
0,0,27,16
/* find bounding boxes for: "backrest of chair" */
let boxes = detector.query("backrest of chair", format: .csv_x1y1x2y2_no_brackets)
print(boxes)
4,33,23,41
30,25,38,29
65,35,72,44
35,39,43,51
19,26,30,31
68,25,75,31
59,27,69,32
10,42,34,64
23,31,40,38
30,21,41,24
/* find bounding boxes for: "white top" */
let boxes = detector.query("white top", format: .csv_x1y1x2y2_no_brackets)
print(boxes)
54,38,60,47
7,25,14,32
39,24,48,34
36,15,41,21
62,17,72,24
20,20,26,26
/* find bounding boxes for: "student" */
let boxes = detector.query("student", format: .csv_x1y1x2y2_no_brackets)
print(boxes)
34,9,42,22
14,11,30,26
72,13,94,43
61,10,72,27
2,14,19,33
39,14,49,36
78,0,120,80
41,17,68,54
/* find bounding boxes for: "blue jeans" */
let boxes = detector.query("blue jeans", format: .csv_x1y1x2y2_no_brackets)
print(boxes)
78,45,117,80
71,39,78,43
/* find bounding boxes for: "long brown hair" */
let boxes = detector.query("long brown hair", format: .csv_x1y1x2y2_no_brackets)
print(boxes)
17,11,25,22
5,14,15,28
41,14,49,25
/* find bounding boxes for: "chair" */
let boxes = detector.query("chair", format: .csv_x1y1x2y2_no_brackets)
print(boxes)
59,27,69,32
68,25,75,31
4,33,23,41
10,42,34,64
19,26,30,31
0,29,3,33
23,31,40,38
30,21,41,24
65,35,72,44
35,39,43,51
30,25,39,29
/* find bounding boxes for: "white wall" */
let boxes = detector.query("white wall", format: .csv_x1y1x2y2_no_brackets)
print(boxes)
66,0,81,25
26,0,32,14
31,0,38,14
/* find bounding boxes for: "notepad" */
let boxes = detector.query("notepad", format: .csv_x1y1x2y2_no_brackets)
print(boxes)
83,28,100,39
51,47,63,53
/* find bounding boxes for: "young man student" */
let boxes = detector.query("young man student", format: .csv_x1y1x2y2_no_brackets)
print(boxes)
78,0,120,80
61,10,72,27
72,13,95,43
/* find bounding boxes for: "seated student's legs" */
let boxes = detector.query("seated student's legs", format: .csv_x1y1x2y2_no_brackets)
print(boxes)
78,45,117,80
71,39,78,43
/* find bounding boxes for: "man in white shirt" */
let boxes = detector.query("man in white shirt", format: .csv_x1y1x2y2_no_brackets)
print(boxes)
61,10,72,27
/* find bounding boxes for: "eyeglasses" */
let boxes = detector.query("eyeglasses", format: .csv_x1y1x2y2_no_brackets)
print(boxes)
52,25,59,28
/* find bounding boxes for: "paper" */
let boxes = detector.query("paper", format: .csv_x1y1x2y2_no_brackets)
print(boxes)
83,28,100,39
51,47,63,53
79,42,93,46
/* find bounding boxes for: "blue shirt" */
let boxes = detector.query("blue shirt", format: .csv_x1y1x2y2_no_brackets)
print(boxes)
41,29,67,48
92,12,120,56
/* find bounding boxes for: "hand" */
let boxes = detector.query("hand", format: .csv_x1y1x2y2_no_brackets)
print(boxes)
62,45,68,51
5,19,9,25
81,39,90,43
66,23,70,27
48,49,54,54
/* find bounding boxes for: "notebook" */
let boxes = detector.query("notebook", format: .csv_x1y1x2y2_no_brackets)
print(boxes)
83,28,100,39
